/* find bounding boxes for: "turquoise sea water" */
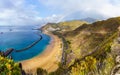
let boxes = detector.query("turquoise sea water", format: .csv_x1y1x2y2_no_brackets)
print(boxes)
0,26,51,62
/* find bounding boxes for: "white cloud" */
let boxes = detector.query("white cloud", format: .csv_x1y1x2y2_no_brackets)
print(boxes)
0,0,62,26
41,0,120,19
0,0,37,25
1,0,120,25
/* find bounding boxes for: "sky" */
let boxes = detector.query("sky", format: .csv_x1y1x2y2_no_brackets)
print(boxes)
0,0,120,26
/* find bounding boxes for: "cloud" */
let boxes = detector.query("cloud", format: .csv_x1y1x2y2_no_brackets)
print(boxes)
41,0,120,19
0,0,37,25
1,0,120,25
0,0,62,26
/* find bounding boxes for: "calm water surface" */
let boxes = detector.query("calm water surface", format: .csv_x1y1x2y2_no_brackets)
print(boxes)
0,26,51,62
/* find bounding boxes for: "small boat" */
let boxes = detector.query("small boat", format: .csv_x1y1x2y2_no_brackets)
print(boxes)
0,32,3,34
9,29,12,31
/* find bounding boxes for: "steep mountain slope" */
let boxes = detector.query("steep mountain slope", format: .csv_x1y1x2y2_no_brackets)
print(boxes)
65,17,120,60
41,17,120,75
63,17,120,75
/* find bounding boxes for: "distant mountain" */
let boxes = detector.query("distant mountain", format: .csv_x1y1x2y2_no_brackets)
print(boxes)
41,20,88,33
81,17,98,23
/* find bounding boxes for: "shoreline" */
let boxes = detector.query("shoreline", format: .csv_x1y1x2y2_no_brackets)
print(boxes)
21,31,62,74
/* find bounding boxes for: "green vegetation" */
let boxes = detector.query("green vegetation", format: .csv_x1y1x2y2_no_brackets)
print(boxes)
37,68,47,75
68,31,117,75
40,17,120,75
0,56,21,75
41,20,88,34
1,17,120,75
70,54,114,75
58,20,88,31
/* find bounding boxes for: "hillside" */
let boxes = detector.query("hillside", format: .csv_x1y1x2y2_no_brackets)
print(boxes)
58,20,88,32
80,17,98,23
40,17,120,75
65,17,120,59
41,20,88,33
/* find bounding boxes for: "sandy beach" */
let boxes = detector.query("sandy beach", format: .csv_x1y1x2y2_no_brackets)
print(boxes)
21,31,62,74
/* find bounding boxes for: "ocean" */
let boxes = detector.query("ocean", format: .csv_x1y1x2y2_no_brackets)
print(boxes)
0,26,51,62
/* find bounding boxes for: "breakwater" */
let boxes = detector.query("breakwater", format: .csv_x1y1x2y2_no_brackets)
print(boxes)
15,35,42,52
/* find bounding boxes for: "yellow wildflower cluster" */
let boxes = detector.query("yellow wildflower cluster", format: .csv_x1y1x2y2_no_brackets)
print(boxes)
0,56,21,75
85,56,97,70
71,56,97,75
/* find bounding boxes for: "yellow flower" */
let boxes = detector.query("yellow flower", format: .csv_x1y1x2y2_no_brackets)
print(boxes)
14,63,18,67
5,63,12,70
80,61,87,70
0,57,4,60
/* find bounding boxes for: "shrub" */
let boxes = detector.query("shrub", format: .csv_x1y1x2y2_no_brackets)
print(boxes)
0,56,21,75
37,68,47,75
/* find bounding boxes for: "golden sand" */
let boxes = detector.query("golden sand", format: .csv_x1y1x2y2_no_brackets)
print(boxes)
21,31,62,74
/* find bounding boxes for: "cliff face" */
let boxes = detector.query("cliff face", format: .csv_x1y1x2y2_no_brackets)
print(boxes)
42,17,120,75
